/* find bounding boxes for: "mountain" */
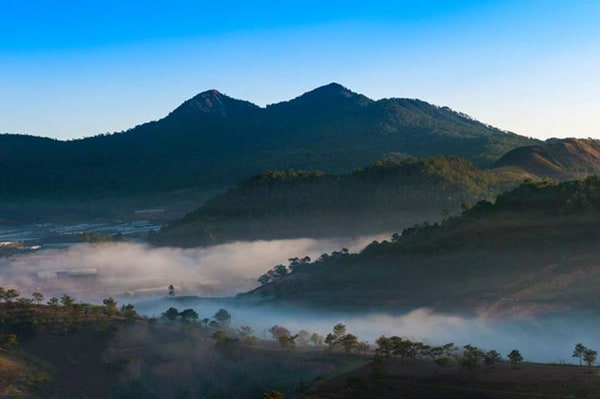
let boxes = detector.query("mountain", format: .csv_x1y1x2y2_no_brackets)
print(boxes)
241,177,600,313
493,138,600,180
154,157,534,247
0,83,536,201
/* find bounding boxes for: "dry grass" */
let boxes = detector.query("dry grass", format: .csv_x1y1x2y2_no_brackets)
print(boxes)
304,358,600,399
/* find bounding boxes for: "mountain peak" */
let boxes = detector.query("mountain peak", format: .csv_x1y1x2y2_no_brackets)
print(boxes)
180,89,229,116
274,83,372,110
168,89,260,119
301,82,361,100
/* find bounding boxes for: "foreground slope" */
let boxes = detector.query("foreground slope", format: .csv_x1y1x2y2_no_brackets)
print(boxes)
155,157,532,246
0,83,534,200
0,299,364,399
304,358,600,399
242,177,600,313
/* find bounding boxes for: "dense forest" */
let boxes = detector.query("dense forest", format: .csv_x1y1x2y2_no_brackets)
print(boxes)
153,157,534,246
243,177,600,312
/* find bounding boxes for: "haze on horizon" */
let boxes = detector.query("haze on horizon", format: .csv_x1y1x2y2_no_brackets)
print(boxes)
1,0,599,141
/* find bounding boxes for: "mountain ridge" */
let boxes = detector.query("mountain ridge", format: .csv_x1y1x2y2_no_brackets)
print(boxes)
0,83,536,203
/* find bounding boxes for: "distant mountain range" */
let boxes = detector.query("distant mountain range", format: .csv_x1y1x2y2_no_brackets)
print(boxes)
0,83,536,199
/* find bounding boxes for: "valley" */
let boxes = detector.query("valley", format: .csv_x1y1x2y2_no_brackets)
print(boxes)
2,87,600,399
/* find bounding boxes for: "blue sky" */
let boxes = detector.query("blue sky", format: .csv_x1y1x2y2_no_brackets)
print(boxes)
1,0,599,140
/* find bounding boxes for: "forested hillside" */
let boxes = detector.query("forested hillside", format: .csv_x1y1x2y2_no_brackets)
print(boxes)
242,177,600,312
154,157,534,246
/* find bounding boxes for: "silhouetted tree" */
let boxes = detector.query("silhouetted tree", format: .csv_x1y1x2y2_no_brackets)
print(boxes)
213,308,231,326
573,343,587,366
5,288,19,303
121,304,137,320
269,325,296,348
103,297,118,315
162,307,180,321
583,348,598,371
180,308,199,322
32,291,44,304
393,337,418,360
60,294,75,307
508,349,523,367
258,273,272,285
375,336,393,357
484,350,502,370
340,333,359,353
458,345,484,370
273,264,288,278
288,256,311,272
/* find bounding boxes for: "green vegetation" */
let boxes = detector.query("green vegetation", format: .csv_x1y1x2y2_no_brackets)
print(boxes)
0,288,144,398
508,349,524,367
573,343,598,371
156,156,532,246
243,176,600,311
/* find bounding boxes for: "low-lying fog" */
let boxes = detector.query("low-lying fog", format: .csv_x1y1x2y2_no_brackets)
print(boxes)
1,235,598,363
0,234,390,300
132,297,600,364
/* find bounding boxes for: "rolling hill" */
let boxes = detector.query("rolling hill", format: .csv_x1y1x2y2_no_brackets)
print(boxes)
493,138,600,180
241,177,600,313
154,157,533,247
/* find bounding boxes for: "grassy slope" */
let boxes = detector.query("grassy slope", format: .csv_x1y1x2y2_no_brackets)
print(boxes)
304,359,600,399
0,352,31,398
494,138,600,180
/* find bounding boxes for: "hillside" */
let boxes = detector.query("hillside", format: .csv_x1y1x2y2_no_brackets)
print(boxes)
154,157,533,247
242,177,600,313
0,83,535,201
493,138,600,180
0,295,366,398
